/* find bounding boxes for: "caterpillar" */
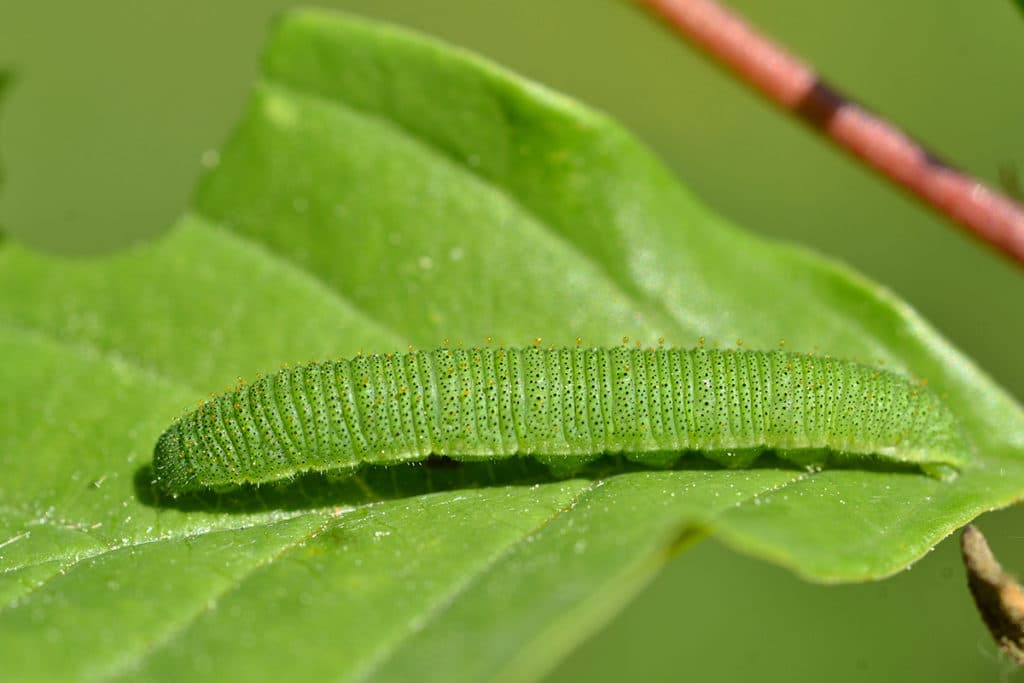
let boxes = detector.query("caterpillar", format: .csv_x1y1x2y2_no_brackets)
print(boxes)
152,346,968,493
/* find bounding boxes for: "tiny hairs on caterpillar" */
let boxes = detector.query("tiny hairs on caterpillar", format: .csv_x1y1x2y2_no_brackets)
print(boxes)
152,346,969,493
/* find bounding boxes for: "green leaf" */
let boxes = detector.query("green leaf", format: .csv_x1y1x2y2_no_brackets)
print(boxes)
1,10,1022,682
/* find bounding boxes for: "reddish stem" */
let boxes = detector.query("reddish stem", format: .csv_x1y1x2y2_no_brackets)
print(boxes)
637,0,1024,266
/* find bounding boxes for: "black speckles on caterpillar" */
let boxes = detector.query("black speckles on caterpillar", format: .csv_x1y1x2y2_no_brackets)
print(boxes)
152,346,969,493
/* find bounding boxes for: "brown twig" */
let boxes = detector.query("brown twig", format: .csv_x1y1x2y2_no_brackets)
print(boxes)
961,525,1024,664
636,0,1024,267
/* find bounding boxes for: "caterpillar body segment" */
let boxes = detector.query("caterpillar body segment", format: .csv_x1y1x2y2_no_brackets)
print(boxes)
153,347,968,493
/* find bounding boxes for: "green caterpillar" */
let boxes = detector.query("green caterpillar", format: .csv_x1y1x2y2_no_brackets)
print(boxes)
152,346,968,493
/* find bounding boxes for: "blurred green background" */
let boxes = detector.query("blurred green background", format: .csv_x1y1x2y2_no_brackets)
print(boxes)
2,1,1023,680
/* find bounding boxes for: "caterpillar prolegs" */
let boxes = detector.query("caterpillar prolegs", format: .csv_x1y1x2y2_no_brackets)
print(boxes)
152,346,968,493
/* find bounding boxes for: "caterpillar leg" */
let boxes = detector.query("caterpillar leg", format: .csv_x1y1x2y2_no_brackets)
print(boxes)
623,450,681,468
775,448,829,469
324,464,360,483
209,482,245,494
703,448,764,469
921,462,959,481
535,453,598,478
